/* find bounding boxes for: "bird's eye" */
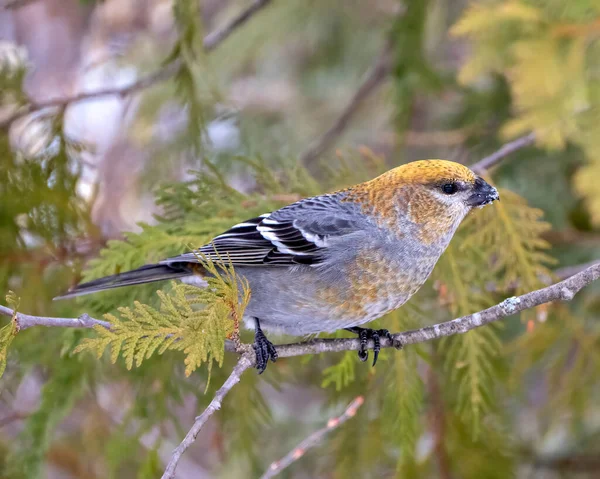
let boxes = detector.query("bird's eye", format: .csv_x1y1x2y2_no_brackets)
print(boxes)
441,183,458,195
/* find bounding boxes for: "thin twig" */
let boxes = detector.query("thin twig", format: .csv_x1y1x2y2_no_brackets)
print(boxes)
0,0,274,130
0,305,111,331
471,132,537,175
260,396,365,479
161,354,254,479
299,39,393,169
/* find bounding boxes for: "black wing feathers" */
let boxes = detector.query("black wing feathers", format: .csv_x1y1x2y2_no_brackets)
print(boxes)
160,193,365,268
197,214,324,266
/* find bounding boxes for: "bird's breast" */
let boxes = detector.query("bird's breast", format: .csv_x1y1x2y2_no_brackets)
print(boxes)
316,241,440,323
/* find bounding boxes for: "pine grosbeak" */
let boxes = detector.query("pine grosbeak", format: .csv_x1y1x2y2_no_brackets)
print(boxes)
57,159,499,372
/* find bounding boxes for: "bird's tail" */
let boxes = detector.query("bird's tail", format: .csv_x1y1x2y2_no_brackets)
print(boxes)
54,263,195,300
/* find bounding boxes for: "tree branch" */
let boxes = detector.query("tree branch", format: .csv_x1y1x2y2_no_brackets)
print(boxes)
2,263,598,354
161,353,254,479
0,0,274,130
470,132,537,175
265,262,599,359
299,39,393,169
259,396,364,479
0,305,111,331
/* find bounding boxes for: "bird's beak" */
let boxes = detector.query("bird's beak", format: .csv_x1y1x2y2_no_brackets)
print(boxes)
467,177,500,207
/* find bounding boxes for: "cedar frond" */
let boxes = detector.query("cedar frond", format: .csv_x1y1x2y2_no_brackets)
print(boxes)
382,309,424,458
436,188,555,436
0,291,20,378
452,0,600,226
462,187,555,295
74,257,249,378
509,306,600,420
322,351,357,391
435,240,502,437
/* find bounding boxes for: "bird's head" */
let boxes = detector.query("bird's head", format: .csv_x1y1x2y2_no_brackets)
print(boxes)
348,159,499,242
392,159,499,210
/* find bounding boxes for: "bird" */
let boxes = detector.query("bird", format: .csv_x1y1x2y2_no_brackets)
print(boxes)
56,159,499,373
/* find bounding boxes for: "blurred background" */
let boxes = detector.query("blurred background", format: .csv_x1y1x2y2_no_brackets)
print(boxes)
1,0,600,478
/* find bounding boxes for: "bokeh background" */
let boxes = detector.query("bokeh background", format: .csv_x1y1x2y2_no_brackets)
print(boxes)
1,0,600,478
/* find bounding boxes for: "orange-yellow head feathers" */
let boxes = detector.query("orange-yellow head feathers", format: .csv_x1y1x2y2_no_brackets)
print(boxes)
344,159,498,238
382,159,477,186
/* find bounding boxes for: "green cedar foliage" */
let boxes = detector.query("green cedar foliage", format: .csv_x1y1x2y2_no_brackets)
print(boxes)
452,0,600,226
0,292,19,378
74,257,249,380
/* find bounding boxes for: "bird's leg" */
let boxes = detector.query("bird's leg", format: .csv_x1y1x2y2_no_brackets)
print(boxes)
345,327,400,366
252,318,278,374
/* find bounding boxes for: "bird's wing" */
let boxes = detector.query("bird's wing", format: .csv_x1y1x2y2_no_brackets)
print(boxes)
160,193,367,267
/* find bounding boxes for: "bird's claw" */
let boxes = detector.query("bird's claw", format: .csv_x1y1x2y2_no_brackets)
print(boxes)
348,327,400,366
253,325,277,374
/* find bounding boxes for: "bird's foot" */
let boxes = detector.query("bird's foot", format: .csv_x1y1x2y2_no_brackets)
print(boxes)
253,319,277,374
345,327,401,366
